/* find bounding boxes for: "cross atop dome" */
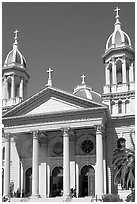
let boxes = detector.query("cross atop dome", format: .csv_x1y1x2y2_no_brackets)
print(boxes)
14,29,19,40
13,29,19,46
114,7,120,18
114,7,121,28
81,74,86,84
47,67,53,87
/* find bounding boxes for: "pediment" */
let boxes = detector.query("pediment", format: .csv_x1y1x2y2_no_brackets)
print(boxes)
25,97,83,115
3,87,106,117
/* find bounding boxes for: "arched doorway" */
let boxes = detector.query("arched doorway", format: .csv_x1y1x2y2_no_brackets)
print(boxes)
25,168,32,196
80,165,95,197
51,166,63,197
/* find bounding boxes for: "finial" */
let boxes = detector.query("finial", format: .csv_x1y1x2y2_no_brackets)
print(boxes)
47,68,53,87
114,7,121,27
114,7,120,18
81,74,86,85
13,29,19,46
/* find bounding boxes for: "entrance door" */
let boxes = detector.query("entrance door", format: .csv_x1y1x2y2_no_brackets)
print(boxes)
80,165,95,197
51,166,63,197
25,168,32,196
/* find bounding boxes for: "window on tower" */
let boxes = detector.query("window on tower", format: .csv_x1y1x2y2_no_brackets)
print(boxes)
126,62,129,84
118,101,122,114
125,100,130,114
15,84,20,97
109,63,112,85
7,78,12,99
116,60,122,84
111,101,115,114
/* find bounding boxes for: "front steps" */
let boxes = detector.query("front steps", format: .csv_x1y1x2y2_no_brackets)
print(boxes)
10,196,94,202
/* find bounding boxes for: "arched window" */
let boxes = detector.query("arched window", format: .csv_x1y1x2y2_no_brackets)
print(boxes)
109,63,112,85
125,100,130,114
116,60,122,84
111,101,115,114
2,147,5,160
15,83,20,97
118,101,122,114
126,62,129,84
7,78,12,99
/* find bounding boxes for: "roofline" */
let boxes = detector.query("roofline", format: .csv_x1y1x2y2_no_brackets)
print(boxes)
2,106,109,126
3,86,106,117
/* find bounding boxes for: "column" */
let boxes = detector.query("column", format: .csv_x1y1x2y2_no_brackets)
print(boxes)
39,163,47,197
11,75,15,98
4,133,11,197
5,78,8,100
47,165,50,197
112,58,116,85
20,78,24,98
105,64,110,85
20,162,24,197
129,62,135,90
76,164,79,198
62,128,70,197
32,131,39,197
129,63,134,83
95,125,104,197
3,77,6,99
122,56,127,84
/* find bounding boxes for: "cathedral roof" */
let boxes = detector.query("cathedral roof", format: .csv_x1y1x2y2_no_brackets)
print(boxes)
73,74,102,104
3,29,27,69
105,7,131,52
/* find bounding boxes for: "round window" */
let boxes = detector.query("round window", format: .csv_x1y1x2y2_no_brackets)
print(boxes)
81,139,94,153
53,141,63,155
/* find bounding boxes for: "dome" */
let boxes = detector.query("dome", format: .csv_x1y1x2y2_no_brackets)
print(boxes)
105,8,131,52
4,48,26,68
73,75,102,104
3,30,26,69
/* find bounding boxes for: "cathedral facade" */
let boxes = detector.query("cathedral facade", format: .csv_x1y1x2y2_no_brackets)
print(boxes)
2,7,135,201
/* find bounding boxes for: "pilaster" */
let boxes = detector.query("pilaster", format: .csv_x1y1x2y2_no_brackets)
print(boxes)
3,133,11,197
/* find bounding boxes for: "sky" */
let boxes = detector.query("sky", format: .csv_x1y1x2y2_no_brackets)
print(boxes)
2,2,135,98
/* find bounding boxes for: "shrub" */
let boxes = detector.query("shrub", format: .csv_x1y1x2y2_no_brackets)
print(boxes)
102,194,123,202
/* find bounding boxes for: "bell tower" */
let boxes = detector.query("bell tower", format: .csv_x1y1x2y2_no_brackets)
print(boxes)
102,7,135,116
2,29,29,113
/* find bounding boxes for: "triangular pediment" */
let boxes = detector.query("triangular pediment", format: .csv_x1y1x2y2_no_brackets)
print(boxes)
3,86,106,117
25,97,83,115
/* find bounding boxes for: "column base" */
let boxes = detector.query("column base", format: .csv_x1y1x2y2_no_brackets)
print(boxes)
30,194,41,198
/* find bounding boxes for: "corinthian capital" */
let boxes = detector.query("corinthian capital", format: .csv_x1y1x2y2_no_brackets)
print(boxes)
33,130,39,139
4,133,11,141
61,127,70,137
94,125,104,134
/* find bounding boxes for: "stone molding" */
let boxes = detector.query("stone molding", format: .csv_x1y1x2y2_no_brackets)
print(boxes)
4,133,11,141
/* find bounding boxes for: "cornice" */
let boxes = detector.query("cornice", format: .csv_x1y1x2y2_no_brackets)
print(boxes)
102,46,135,61
2,66,29,79
102,91,135,100
108,114,135,122
3,106,108,127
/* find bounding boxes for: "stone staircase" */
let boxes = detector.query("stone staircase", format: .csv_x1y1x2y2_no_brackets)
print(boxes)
10,196,94,202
